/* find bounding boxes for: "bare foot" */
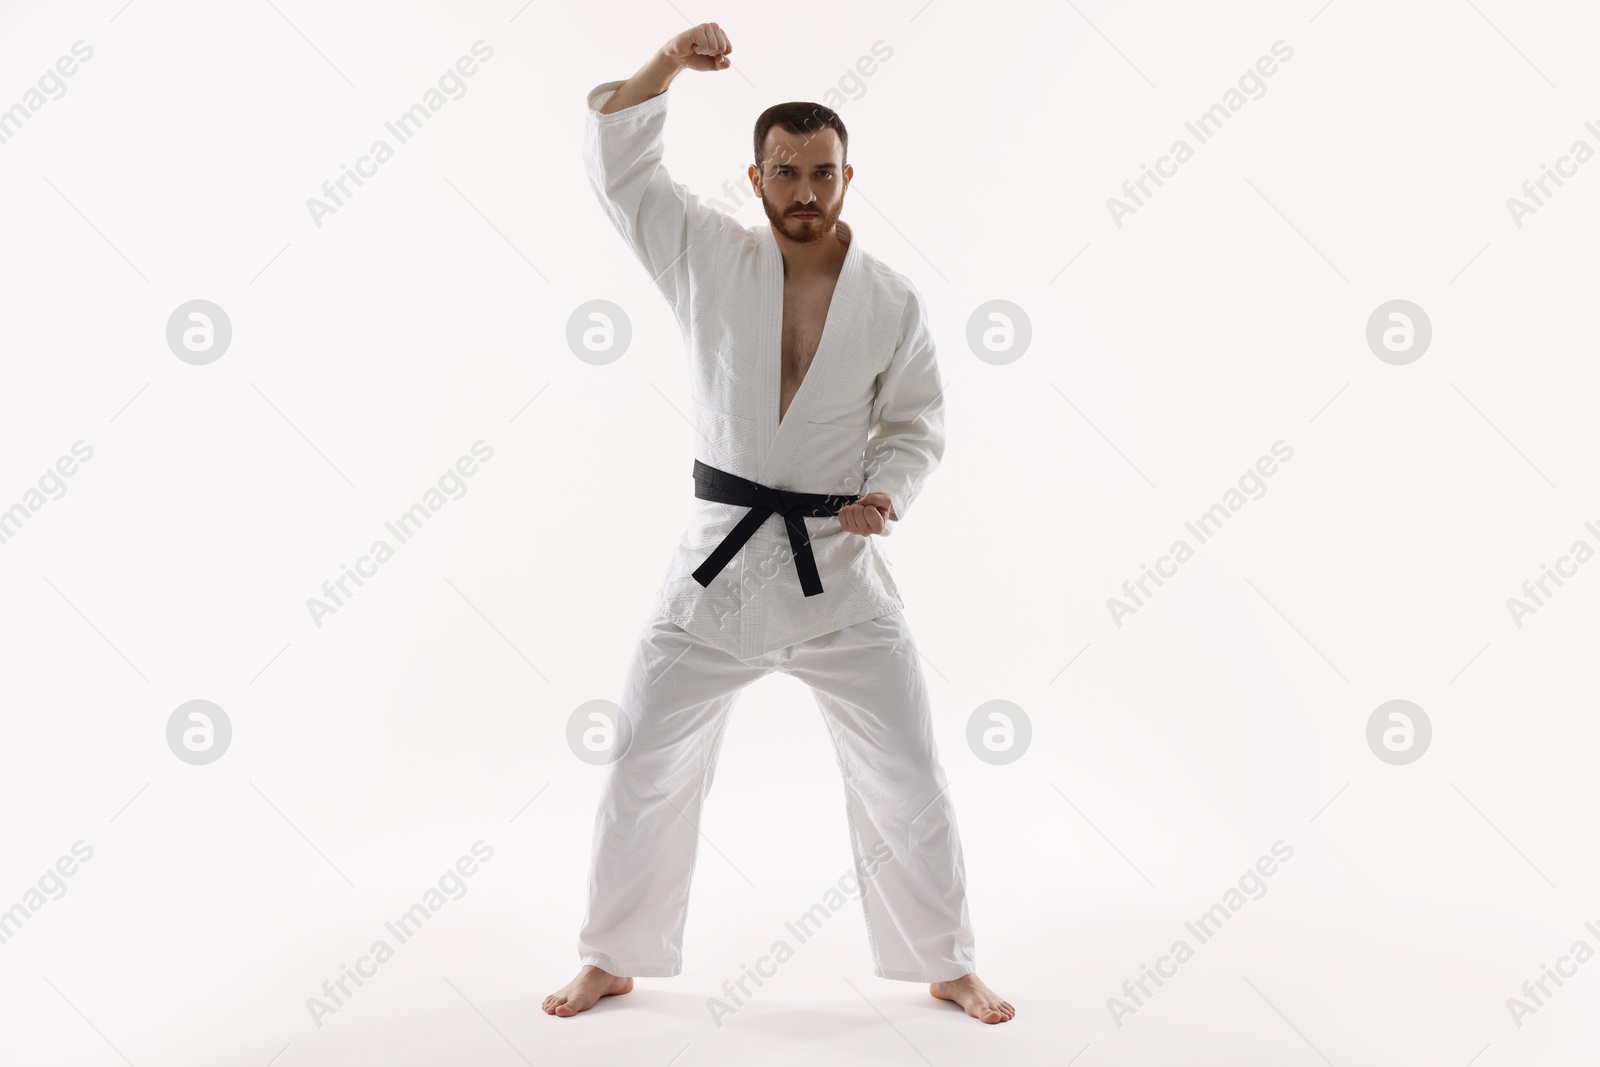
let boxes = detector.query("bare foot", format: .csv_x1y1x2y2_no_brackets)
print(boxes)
929,972,1014,1023
542,965,634,1017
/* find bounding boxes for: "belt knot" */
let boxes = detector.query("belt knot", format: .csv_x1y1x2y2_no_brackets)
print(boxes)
689,459,857,597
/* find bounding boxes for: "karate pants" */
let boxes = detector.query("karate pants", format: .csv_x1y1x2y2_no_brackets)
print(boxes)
576,609,977,983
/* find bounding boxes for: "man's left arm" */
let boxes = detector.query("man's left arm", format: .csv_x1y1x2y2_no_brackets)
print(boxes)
859,284,946,533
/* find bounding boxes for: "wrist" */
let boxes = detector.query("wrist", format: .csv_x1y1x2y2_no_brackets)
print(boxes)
649,47,687,80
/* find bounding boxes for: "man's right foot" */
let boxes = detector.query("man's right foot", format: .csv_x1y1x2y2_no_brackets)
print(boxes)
542,965,634,1017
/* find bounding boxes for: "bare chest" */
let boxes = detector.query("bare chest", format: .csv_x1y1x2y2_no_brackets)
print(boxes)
779,275,841,423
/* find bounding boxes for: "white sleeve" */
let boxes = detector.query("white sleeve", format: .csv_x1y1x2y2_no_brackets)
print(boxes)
581,79,739,321
860,284,947,530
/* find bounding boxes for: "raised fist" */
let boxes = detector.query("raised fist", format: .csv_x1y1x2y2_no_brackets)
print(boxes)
662,22,732,72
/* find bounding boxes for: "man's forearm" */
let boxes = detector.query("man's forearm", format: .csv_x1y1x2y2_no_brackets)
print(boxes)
599,49,684,114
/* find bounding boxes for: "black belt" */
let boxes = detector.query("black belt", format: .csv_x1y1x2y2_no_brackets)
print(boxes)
691,459,858,597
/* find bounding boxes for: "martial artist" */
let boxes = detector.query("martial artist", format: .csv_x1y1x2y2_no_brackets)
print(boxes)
545,23,1013,1024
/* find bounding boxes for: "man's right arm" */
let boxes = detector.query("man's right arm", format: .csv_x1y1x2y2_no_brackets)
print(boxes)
603,23,729,113
581,24,734,318
597,51,682,116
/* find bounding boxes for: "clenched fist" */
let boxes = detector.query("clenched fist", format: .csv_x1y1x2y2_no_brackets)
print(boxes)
662,22,732,72
839,492,893,537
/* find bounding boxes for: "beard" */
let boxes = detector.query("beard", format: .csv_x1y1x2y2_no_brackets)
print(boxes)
761,194,843,243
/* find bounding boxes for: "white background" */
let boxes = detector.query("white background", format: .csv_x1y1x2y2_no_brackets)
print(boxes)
2,0,1598,1064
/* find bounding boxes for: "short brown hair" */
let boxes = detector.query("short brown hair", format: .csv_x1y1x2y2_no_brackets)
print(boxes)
753,102,848,170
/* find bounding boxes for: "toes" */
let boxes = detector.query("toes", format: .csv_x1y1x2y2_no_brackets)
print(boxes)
980,1001,1012,1022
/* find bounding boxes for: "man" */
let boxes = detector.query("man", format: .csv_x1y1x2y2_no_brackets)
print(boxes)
545,23,1013,1024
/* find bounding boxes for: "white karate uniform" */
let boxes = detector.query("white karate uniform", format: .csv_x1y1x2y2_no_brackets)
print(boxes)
582,78,947,661
577,80,973,983
577,609,976,983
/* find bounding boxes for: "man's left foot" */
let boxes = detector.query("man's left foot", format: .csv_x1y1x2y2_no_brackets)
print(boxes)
929,972,1014,1023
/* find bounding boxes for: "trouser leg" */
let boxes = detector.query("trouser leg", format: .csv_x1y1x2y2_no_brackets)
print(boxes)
785,610,977,982
577,614,768,977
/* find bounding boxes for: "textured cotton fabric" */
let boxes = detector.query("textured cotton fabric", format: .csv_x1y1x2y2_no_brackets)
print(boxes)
577,609,977,982
583,79,947,659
